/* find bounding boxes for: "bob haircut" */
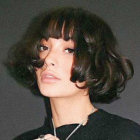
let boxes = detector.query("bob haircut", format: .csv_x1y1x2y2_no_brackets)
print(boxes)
7,7,133,103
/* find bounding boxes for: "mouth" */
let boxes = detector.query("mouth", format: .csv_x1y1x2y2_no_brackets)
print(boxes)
41,72,61,83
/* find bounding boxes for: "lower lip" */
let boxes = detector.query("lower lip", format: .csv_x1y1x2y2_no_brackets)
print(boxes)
41,77,60,83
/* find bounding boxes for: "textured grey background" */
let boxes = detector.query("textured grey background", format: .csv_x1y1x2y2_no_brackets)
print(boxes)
0,0,140,140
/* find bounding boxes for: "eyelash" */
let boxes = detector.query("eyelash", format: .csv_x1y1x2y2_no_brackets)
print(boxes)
38,45,75,54
38,45,48,52
65,48,75,54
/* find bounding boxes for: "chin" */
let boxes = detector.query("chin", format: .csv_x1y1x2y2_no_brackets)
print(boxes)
40,89,55,97
39,88,62,98
40,89,75,98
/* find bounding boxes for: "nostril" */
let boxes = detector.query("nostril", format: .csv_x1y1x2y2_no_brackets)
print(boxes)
44,61,55,67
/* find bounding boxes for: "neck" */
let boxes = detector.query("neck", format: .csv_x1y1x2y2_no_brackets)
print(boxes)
49,93,97,128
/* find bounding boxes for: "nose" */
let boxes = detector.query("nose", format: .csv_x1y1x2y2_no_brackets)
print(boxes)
43,50,57,68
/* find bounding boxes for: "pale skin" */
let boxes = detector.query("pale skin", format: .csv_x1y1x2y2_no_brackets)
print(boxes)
36,38,97,139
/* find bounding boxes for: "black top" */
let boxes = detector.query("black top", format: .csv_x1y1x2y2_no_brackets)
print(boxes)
14,109,140,140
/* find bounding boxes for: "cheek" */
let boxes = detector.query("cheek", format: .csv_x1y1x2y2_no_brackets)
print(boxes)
62,57,74,77
39,52,46,59
35,68,40,77
35,70,41,86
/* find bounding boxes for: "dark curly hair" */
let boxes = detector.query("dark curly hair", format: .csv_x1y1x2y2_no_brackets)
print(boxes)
7,7,134,103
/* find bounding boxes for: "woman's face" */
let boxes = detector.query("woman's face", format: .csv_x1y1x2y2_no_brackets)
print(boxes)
36,37,87,98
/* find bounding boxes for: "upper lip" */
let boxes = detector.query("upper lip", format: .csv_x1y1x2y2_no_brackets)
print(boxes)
41,71,60,80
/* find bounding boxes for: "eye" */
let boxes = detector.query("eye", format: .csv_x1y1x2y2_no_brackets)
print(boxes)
65,48,75,54
38,45,48,52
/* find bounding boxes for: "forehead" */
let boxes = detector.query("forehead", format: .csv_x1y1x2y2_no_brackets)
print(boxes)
40,37,75,47
40,8,80,42
41,19,75,41
39,8,94,47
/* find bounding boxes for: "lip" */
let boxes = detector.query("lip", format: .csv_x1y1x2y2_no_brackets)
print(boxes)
41,71,61,83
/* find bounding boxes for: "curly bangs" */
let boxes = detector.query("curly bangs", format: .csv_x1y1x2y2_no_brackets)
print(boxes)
7,7,134,103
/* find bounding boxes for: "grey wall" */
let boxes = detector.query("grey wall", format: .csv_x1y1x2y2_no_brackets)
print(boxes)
0,0,140,139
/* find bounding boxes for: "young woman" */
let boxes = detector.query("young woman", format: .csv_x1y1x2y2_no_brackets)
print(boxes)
8,7,140,140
